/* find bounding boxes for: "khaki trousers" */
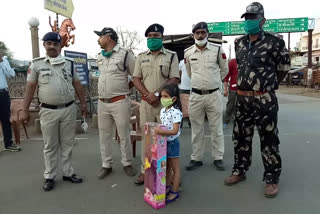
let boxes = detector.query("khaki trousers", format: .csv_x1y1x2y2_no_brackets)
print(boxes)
189,91,224,161
139,100,161,173
40,103,76,179
98,97,132,168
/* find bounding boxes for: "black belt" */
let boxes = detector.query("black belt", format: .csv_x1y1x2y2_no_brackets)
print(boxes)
192,88,219,95
41,101,74,109
180,89,191,94
0,88,8,93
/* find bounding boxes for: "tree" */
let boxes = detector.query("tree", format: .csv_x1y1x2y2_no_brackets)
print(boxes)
0,41,13,58
116,27,143,52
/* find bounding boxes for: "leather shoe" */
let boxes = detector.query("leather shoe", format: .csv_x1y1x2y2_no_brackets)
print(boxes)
62,174,83,183
134,173,144,186
185,160,203,171
97,167,112,179
43,179,55,191
264,184,279,198
213,160,225,171
224,175,246,186
123,165,137,177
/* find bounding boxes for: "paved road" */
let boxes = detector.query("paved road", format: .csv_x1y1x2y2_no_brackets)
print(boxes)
1,93,320,214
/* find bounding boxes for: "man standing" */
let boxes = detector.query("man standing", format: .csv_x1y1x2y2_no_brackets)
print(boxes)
133,23,180,185
179,59,191,127
184,22,228,171
0,48,21,152
94,27,137,179
21,32,87,191
223,58,238,128
224,2,290,198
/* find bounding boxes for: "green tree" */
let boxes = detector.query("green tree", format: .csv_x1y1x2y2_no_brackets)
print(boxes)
0,41,13,59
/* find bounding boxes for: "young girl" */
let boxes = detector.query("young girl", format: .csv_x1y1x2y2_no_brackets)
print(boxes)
154,84,182,204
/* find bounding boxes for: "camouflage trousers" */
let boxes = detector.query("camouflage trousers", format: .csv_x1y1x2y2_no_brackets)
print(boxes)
232,91,282,184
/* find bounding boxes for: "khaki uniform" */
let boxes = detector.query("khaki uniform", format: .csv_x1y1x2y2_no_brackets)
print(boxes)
97,44,136,168
184,42,228,161
133,47,180,173
27,55,79,179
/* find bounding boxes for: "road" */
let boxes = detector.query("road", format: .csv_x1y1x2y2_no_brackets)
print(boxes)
0,93,319,214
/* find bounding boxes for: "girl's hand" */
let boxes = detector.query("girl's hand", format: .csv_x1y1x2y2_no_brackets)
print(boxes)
153,127,162,135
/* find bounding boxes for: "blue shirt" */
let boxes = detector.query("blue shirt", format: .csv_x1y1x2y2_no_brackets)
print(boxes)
0,57,15,89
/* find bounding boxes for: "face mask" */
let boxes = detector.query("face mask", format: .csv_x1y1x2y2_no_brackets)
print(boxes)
102,49,113,57
147,38,163,51
195,36,208,47
48,55,65,65
244,18,263,35
161,98,174,108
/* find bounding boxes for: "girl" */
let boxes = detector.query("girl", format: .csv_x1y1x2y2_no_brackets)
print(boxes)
154,84,182,204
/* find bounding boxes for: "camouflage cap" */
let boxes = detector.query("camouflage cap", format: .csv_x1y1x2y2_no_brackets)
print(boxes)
241,2,264,18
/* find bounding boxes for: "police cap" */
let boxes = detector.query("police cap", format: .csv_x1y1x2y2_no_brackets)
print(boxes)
42,32,61,42
94,27,118,41
145,24,164,37
192,22,208,33
241,2,264,19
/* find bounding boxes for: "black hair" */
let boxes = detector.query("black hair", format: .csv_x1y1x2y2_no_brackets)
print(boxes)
161,84,182,111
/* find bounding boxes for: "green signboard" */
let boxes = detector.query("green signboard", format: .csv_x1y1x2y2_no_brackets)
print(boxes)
208,17,308,35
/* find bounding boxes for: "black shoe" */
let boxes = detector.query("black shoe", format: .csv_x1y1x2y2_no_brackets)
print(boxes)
43,179,55,191
185,160,203,171
4,144,22,152
63,174,83,183
213,160,225,171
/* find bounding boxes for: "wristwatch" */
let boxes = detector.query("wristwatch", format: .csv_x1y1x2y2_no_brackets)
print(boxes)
154,92,160,98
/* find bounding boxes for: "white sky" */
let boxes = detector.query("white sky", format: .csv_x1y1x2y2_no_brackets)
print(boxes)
1,0,319,60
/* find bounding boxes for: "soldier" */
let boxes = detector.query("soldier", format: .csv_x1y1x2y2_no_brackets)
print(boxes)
0,48,21,152
184,22,228,171
224,2,290,198
132,23,180,185
21,32,87,191
94,27,137,178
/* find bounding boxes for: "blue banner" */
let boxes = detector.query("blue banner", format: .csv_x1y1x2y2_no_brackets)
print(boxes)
64,50,89,85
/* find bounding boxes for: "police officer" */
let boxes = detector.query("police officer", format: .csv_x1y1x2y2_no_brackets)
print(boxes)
184,22,228,171
224,2,290,198
94,27,137,178
133,23,180,185
21,32,87,191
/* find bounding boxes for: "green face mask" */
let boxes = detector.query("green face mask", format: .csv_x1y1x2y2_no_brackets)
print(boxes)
147,38,163,51
101,49,112,57
244,18,263,35
161,98,174,108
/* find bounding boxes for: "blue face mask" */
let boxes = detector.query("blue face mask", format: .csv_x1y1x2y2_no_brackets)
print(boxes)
244,18,263,35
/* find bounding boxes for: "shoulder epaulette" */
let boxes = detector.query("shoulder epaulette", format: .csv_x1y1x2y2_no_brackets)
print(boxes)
235,35,246,43
165,48,176,55
65,57,74,62
32,56,45,62
265,31,283,40
184,45,195,53
138,50,149,56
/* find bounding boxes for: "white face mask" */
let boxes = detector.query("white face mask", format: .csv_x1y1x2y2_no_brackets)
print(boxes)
195,36,208,47
48,54,65,65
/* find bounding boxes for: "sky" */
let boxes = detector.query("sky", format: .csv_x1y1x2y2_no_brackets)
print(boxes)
1,0,319,60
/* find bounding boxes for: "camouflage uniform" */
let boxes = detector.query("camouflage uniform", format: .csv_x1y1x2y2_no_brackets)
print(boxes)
233,30,290,184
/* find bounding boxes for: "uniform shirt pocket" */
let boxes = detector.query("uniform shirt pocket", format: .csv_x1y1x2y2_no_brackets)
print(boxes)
39,70,52,84
160,59,171,78
141,60,152,77
189,58,199,71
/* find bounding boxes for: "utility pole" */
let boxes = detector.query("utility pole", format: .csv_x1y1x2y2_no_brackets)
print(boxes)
28,17,40,59
307,19,315,87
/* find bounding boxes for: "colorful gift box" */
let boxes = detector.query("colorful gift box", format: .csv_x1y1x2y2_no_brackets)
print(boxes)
144,122,167,209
